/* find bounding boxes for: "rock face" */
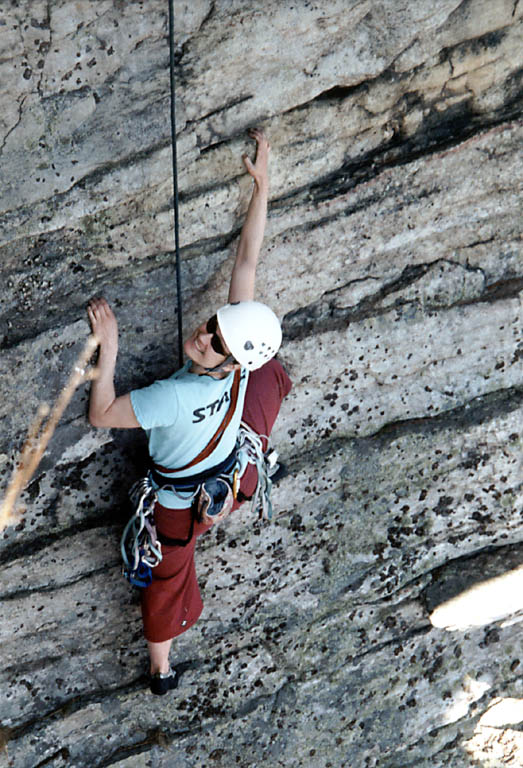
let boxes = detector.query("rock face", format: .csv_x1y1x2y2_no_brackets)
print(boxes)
0,1,522,766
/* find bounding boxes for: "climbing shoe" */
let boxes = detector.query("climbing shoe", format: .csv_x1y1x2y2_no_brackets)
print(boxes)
150,669,178,696
265,449,288,484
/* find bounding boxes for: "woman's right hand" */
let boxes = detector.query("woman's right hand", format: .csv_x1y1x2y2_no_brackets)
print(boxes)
242,128,270,192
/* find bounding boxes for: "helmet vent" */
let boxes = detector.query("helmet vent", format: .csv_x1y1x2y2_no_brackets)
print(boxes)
244,340,254,350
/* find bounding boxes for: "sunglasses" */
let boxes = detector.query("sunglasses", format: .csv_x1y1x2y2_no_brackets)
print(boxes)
206,315,228,357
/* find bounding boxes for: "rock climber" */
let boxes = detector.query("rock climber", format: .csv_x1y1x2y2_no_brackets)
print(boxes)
87,128,292,695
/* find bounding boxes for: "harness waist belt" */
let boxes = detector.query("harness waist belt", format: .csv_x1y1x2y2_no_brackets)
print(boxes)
150,447,237,491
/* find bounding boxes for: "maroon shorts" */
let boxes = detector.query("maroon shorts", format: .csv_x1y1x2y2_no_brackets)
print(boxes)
141,358,292,642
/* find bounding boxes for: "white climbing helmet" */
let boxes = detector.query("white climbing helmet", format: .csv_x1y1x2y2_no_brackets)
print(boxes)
217,301,282,371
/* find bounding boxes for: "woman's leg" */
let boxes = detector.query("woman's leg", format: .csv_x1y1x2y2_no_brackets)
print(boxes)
147,638,172,675
236,358,292,500
242,358,292,451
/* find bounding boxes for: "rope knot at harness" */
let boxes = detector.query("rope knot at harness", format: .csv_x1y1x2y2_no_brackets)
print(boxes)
121,478,162,587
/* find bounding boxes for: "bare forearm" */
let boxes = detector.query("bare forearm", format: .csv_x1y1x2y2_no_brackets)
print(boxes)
228,129,270,303
237,181,268,264
87,297,140,429
89,349,117,426
228,181,268,302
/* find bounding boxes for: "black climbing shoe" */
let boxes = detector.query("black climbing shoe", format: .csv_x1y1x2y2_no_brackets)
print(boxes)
150,669,178,696
268,461,288,485
265,449,288,485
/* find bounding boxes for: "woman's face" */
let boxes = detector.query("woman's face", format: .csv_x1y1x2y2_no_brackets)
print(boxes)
184,316,232,375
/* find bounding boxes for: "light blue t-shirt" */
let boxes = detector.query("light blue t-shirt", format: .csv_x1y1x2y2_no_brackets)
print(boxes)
130,362,249,508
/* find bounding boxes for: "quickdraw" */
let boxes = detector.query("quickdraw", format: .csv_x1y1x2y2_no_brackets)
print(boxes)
121,477,162,587
237,421,279,521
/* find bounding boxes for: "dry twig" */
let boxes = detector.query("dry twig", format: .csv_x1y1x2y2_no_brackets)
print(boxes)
0,335,99,532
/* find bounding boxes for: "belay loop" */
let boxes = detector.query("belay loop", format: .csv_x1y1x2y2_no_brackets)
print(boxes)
121,477,162,587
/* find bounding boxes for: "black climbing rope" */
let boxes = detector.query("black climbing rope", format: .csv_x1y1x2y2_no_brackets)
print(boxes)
168,0,184,367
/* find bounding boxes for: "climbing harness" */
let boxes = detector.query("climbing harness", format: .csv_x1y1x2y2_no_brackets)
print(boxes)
168,0,183,367
153,446,241,538
120,452,238,584
121,478,162,587
120,427,280,586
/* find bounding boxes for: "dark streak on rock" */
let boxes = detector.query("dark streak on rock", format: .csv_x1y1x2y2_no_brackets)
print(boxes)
94,728,182,768
0,519,118,569
478,276,523,303
439,27,507,64
0,227,236,350
288,93,521,209
272,28,522,212
194,93,253,127
34,747,71,768
7,673,150,741
281,270,522,342
5,653,64,678
0,562,119,602
73,138,172,194
346,624,432,666
284,385,523,480
197,0,216,36
364,386,523,445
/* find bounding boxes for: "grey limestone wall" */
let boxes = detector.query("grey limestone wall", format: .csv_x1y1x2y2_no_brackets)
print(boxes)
0,1,522,766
